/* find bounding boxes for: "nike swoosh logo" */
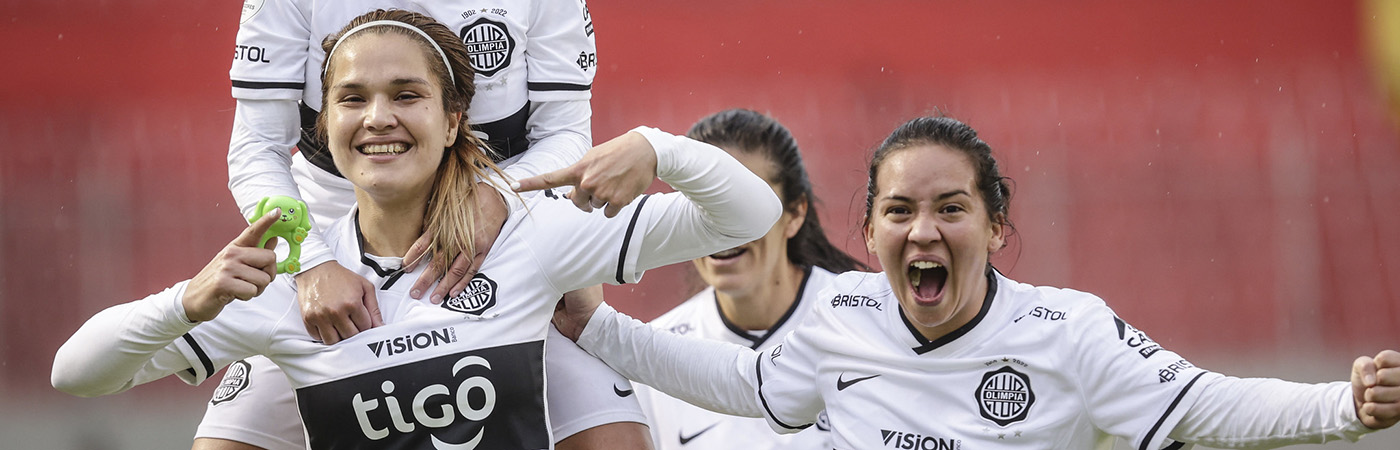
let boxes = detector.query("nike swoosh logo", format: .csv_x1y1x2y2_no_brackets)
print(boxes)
836,373,881,391
678,423,717,445
614,384,634,397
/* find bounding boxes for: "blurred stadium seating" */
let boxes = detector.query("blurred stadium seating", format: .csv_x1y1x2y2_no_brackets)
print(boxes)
2,0,1396,448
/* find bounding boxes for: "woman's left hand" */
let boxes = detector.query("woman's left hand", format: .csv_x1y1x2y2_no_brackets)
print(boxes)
552,285,605,341
404,182,507,303
512,131,657,218
1352,349,1400,429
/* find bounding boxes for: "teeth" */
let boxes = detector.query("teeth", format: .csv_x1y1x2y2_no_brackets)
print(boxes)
710,248,744,258
360,143,408,155
908,261,941,289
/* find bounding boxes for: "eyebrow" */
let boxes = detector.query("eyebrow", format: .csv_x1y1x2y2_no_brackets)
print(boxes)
331,77,434,91
884,189,970,203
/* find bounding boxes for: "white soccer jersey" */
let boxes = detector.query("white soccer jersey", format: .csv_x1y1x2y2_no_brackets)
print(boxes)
637,266,834,450
198,327,640,449
754,268,1218,449
231,0,594,154
53,128,781,449
578,267,1374,450
227,0,596,271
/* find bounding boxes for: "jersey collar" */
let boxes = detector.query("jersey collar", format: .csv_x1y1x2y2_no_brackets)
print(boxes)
352,209,410,290
901,265,998,355
716,265,812,349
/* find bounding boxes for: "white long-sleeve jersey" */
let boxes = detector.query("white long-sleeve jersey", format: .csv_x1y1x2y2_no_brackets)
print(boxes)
54,128,781,449
227,0,597,272
577,269,1379,450
637,266,835,450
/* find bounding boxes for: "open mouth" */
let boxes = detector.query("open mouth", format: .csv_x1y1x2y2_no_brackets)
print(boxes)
908,261,947,302
708,247,747,260
358,143,409,155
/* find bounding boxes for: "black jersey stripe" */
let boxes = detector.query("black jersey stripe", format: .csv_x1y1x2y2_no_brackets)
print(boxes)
181,333,215,379
232,80,305,90
527,82,591,92
1140,372,1206,450
754,355,811,431
614,194,651,284
720,266,812,349
1162,441,1186,450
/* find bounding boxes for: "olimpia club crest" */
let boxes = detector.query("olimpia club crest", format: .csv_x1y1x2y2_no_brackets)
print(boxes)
210,360,252,405
975,366,1035,427
460,17,514,77
443,273,498,315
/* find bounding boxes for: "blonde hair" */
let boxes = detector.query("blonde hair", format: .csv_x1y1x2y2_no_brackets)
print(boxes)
319,9,511,270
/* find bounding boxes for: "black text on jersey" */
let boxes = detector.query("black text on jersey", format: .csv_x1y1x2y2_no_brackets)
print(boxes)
880,429,962,450
366,327,458,358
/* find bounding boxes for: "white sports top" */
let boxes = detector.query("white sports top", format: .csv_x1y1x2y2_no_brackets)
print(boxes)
53,127,782,449
577,268,1376,449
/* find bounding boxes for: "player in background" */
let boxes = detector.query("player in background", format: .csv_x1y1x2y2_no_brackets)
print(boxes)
210,1,651,449
637,109,866,450
53,9,780,449
552,115,1400,449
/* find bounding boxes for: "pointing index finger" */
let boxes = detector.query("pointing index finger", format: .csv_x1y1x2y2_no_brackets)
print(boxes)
235,208,281,248
511,167,580,193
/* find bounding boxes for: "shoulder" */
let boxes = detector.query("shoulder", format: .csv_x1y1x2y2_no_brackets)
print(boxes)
809,271,893,325
996,274,1112,320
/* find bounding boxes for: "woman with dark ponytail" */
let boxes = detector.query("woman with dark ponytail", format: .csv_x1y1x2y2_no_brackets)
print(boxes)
556,114,1400,449
638,109,866,450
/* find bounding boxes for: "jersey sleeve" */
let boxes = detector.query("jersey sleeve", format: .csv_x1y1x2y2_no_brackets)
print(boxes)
1068,301,1215,450
227,99,337,273
230,0,311,100
751,290,830,433
1168,377,1374,447
52,280,283,396
227,0,335,273
576,303,767,418
520,127,781,291
498,99,591,181
525,0,596,103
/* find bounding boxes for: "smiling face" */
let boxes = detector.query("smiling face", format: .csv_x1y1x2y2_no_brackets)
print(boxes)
323,31,460,205
692,149,805,297
865,144,1004,341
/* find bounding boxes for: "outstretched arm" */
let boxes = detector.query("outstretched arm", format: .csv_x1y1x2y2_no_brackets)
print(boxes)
53,211,282,397
1169,350,1400,447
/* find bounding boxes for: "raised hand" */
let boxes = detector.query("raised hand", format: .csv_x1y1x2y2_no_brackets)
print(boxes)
512,131,658,218
182,208,282,322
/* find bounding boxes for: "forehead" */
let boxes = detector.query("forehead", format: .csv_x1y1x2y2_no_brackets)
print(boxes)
874,144,978,197
327,31,435,83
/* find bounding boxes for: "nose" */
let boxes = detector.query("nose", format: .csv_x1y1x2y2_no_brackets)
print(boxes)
908,211,942,246
363,96,397,131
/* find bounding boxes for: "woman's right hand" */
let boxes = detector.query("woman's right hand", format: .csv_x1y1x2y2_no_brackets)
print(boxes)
552,285,605,341
182,209,282,322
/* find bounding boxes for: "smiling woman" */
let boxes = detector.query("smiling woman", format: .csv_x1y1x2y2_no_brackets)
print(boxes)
50,9,783,450
552,115,1400,449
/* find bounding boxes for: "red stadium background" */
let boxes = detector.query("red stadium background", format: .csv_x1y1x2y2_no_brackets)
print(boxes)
2,0,1397,448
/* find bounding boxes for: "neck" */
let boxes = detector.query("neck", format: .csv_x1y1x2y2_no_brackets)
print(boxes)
716,262,806,331
355,189,430,258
